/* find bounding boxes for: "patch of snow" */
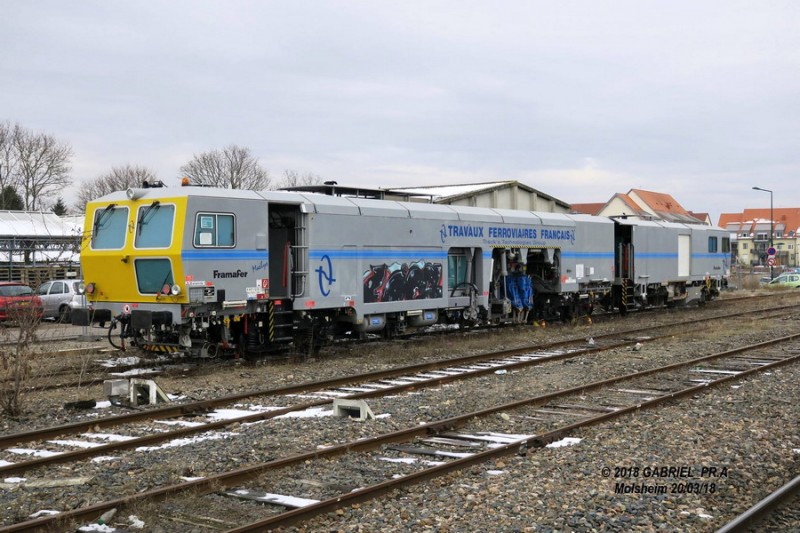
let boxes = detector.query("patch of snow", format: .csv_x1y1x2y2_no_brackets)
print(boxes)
546,437,582,448
135,431,239,452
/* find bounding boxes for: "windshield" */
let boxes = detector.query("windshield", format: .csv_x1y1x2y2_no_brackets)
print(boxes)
92,205,129,249
135,203,175,248
135,258,174,294
0,285,34,297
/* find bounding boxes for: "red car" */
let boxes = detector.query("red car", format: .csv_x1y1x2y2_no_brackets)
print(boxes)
0,282,44,322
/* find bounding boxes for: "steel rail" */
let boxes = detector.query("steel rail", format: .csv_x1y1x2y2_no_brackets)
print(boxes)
3,301,792,450
225,339,800,532
715,474,800,533
2,304,794,477
3,333,799,533
0,329,650,477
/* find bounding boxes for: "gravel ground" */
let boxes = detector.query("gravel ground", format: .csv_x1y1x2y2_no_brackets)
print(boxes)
291,361,800,533
1,291,799,532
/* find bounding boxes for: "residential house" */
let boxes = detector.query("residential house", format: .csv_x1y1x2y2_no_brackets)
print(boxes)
571,189,707,224
718,209,800,268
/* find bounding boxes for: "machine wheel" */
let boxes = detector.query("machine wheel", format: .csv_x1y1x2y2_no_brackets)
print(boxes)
58,305,72,324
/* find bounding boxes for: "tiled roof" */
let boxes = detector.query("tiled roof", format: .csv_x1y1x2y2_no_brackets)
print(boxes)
629,189,691,215
717,208,800,237
614,193,649,216
627,189,704,223
569,202,605,215
688,211,710,223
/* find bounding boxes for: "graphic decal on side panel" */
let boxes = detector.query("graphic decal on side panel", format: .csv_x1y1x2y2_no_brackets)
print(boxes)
316,254,336,296
363,260,443,303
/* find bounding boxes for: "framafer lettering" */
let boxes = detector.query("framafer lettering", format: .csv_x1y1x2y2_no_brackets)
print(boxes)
213,269,248,279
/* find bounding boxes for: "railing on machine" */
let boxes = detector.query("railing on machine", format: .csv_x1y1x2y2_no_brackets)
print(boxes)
291,214,308,298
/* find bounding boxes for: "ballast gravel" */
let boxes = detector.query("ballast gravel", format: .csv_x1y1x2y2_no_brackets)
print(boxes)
0,291,799,532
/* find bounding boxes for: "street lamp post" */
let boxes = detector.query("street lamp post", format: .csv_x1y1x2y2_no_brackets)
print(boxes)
752,186,774,279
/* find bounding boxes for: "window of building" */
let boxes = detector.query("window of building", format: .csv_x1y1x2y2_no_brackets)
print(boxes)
194,213,235,247
741,243,748,250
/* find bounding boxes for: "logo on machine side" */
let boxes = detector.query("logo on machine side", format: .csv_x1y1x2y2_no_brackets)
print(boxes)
213,269,248,279
316,254,336,297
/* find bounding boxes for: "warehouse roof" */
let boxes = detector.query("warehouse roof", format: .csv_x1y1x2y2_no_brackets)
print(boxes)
386,180,571,208
0,211,82,238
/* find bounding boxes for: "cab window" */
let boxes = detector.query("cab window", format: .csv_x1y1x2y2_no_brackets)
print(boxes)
92,206,129,249
135,258,174,294
194,213,235,247
135,203,175,248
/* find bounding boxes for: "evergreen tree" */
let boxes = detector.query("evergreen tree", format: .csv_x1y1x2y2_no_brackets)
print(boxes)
52,197,68,215
0,185,23,210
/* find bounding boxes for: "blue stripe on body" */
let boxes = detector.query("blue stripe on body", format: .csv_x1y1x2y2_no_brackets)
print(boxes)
562,252,615,259
182,250,267,261
310,249,446,260
636,253,678,259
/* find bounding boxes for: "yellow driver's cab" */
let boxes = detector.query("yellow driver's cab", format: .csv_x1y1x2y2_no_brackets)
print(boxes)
76,190,189,325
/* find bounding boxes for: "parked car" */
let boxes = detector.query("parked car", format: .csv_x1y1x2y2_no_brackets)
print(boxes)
36,279,87,323
766,273,800,288
0,282,44,322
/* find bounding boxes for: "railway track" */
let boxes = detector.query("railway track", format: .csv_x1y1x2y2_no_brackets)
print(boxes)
3,326,798,531
716,474,800,532
2,292,796,397
0,298,800,530
1,301,796,477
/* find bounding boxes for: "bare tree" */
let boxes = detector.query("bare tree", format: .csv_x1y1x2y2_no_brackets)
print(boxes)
74,164,159,212
0,300,40,417
0,122,21,202
13,126,72,210
277,169,324,189
179,145,271,189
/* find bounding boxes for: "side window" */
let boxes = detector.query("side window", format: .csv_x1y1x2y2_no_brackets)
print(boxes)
722,237,731,253
37,282,51,295
448,252,468,289
708,237,718,253
194,213,235,247
51,282,65,295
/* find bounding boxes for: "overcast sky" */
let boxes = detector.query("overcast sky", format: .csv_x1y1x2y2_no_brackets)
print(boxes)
3,1,799,222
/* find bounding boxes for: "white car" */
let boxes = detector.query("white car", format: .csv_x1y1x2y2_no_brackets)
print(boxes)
36,279,88,323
